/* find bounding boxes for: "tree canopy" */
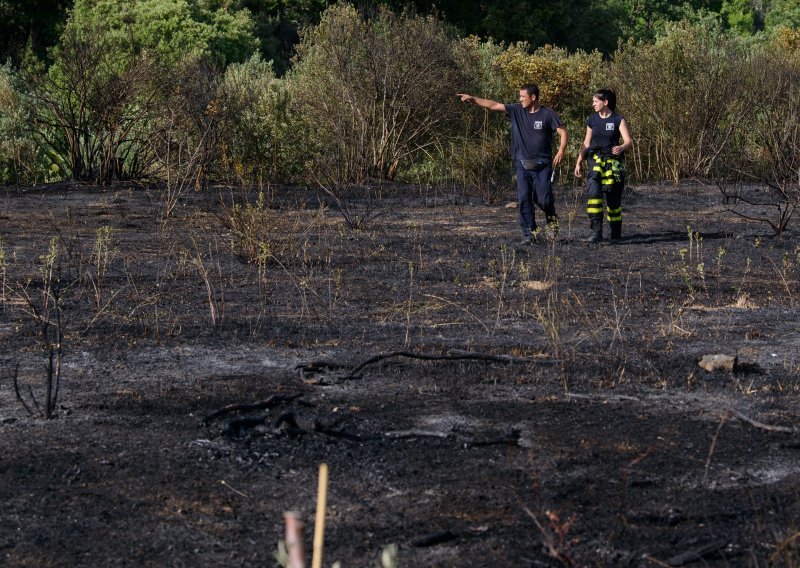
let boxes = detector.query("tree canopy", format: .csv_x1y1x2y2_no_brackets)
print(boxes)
3,0,800,71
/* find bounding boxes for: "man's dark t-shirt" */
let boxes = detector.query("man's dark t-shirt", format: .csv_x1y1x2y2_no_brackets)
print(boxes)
586,111,624,154
504,104,563,161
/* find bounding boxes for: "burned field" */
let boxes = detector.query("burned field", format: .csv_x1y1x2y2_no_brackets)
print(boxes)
1,182,799,567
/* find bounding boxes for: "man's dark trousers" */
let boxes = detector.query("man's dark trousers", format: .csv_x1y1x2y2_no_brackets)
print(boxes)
515,160,557,238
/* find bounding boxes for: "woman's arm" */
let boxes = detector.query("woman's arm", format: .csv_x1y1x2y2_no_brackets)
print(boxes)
573,126,593,177
612,119,633,155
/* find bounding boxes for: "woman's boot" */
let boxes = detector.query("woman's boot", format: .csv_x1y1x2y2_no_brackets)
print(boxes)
609,220,621,242
587,217,603,243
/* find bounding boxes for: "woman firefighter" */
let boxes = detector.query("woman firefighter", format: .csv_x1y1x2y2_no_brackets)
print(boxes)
573,89,633,243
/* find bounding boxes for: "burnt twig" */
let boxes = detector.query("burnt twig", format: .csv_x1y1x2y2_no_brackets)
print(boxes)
410,530,457,547
11,365,34,417
385,429,451,439
728,409,799,434
704,413,730,485
202,393,303,425
273,411,306,436
344,350,559,379
384,427,521,448
666,540,726,566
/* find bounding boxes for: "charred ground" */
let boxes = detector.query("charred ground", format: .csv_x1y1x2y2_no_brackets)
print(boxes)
1,181,799,567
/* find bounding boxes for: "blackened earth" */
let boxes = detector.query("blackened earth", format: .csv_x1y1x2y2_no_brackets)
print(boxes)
1,181,799,567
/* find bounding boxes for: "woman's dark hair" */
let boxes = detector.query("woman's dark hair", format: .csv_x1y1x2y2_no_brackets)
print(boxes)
593,88,616,111
521,83,540,99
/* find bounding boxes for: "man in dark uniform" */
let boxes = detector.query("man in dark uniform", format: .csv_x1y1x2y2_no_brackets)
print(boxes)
457,84,568,244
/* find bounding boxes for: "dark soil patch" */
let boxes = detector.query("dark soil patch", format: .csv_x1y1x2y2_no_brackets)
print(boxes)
1,181,799,566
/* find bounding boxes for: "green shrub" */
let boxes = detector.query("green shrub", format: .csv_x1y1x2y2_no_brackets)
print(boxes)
453,35,512,104
713,44,800,234
0,63,56,185
217,55,304,186
27,24,169,183
12,0,260,184
495,43,603,120
607,21,749,184
68,0,259,67
289,3,468,184
436,35,512,198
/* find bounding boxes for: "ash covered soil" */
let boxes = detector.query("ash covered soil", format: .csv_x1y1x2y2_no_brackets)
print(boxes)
1,181,799,567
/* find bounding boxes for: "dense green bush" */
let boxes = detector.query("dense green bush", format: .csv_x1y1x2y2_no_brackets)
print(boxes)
444,38,602,200
712,43,800,234
26,23,169,182
606,21,749,184
217,55,304,186
289,3,468,185
3,1,800,200
68,0,258,67
410,35,509,198
0,64,54,184
11,0,261,184
765,0,800,31
495,43,603,120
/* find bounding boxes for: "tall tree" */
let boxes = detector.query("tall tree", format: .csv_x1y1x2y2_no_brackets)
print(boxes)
0,0,72,63
235,0,330,74
765,0,800,31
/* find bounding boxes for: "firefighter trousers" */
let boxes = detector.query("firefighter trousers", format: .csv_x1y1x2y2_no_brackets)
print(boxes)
585,157,623,240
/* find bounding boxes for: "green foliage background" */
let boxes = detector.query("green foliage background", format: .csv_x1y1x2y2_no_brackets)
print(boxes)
0,0,799,195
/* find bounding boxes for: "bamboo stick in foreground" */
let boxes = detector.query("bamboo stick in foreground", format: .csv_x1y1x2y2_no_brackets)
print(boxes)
312,463,329,568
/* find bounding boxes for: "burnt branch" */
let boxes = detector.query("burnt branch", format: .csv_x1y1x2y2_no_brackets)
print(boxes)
666,540,727,566
715,179,797,235
11,365,34,417
729,409,799,434
202,393,303,425
223,414,270,437
384,427,521,448
344,350,559,379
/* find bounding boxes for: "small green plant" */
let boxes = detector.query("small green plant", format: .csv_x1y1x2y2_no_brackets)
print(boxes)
9,237,66,419
273,540,289,567
676,248,694,297
220,190,325,267
91,225,114,279
39,237,59,294
735,257,752,299
674,226,708,298
715,245,726,272
520,244,570,389
492,244,516,326
327,267,343,318
517,258,531,282
687,225,703,264
767,250,796,305
696,261,705,287
190,237,225,330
